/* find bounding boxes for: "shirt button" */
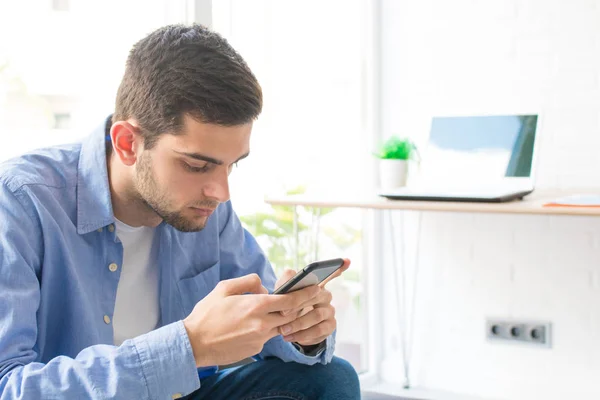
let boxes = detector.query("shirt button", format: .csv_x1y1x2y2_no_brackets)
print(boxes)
103,315,111,324
172,394,183,399
108,263,118,272
108,224,115,233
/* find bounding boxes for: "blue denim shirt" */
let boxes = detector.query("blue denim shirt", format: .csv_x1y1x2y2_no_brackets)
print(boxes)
0,119,335,399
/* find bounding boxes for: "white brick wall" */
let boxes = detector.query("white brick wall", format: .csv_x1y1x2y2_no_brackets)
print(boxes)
379,1,600,399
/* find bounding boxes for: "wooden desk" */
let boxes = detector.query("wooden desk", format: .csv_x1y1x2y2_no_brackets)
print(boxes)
264,190,600,217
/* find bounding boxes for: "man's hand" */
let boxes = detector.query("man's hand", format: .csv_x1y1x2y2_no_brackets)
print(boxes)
183,273,320,368
275,258,351,347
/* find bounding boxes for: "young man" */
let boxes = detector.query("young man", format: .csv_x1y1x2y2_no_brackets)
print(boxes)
0,25,360,399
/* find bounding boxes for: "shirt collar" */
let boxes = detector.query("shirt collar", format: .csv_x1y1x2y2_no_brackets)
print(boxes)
76,116,115,234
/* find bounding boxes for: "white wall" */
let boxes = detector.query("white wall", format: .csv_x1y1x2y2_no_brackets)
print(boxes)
378,1,600,399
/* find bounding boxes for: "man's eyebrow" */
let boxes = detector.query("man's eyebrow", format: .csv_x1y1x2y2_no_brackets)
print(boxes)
174,151,250,165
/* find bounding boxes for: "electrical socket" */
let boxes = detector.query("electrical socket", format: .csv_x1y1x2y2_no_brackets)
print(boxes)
486,319,552,347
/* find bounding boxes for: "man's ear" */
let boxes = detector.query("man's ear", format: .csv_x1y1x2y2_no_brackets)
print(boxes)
110,121,143,166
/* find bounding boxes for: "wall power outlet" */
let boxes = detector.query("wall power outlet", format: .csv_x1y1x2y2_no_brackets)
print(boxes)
486,319,552,347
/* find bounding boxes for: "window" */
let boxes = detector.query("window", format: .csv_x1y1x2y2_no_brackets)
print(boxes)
0,0,189,160
212,0,370,373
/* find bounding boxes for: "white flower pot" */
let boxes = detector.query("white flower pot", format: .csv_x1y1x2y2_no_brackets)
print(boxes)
379,159,408,190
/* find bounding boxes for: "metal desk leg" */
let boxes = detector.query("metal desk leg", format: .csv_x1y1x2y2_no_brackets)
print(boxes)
384,209,423,389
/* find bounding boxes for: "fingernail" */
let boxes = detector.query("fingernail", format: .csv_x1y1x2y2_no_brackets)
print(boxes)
284,335,295,342
281,325,292,335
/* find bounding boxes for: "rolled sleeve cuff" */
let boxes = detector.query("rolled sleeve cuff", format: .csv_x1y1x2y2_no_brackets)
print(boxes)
290,332,336,365
323,333,335,363
132,321,200,400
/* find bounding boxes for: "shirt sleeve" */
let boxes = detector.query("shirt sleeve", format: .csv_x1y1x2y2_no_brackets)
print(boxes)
259,331,336,366
217,201,336,366
0,183,199,400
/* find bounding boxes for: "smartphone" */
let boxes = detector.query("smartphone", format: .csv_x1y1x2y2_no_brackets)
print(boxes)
273,258,345,295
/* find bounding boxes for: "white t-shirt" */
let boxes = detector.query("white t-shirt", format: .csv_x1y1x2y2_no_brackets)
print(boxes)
112,219,159,346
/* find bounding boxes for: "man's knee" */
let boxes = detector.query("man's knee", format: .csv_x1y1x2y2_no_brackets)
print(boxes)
228,356,361,399
313,356,361,399
322,356,360,383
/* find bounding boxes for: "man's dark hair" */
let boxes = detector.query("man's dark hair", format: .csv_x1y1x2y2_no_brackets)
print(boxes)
113,24,262,148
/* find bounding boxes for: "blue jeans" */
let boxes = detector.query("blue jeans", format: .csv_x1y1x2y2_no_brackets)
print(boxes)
185,356,361,400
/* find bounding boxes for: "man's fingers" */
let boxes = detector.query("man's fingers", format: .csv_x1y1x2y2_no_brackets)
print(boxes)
264,285,321,313
319,258,351,288
217,274,268,296
264,306,309,329
283,289,332,315
275,269,299,315
278,306,333,337
282,319,337,344
281,305,312,318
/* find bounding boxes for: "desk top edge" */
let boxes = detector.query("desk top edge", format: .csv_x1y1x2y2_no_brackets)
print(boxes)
263,190,600,217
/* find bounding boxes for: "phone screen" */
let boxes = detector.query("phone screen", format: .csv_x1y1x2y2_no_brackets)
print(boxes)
276,259,344,294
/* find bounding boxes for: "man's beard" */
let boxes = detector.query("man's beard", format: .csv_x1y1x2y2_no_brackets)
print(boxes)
134,152,218,232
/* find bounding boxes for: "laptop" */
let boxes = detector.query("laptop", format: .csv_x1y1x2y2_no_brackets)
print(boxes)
379,114,539,203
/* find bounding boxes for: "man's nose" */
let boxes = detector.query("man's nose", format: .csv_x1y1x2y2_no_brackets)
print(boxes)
203,168,230,203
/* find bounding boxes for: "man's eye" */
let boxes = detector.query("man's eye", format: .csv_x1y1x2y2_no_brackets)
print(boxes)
184,162,210,173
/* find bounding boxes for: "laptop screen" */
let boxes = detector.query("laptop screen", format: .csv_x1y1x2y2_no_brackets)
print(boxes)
422,115,538,183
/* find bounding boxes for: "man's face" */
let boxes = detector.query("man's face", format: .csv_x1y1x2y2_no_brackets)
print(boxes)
133,114,251,232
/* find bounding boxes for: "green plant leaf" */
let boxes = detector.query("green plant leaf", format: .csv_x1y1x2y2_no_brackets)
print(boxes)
374,136,418,160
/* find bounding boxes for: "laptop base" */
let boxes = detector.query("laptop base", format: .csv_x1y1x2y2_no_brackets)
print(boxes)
378,189,533,203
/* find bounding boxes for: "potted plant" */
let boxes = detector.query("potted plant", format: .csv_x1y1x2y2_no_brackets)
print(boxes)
374,136,419,190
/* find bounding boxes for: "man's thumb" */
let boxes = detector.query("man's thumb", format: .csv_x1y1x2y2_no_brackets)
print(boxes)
218,274,268,296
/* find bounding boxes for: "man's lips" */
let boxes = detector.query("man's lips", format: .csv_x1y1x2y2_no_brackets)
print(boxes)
189,207,216,217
